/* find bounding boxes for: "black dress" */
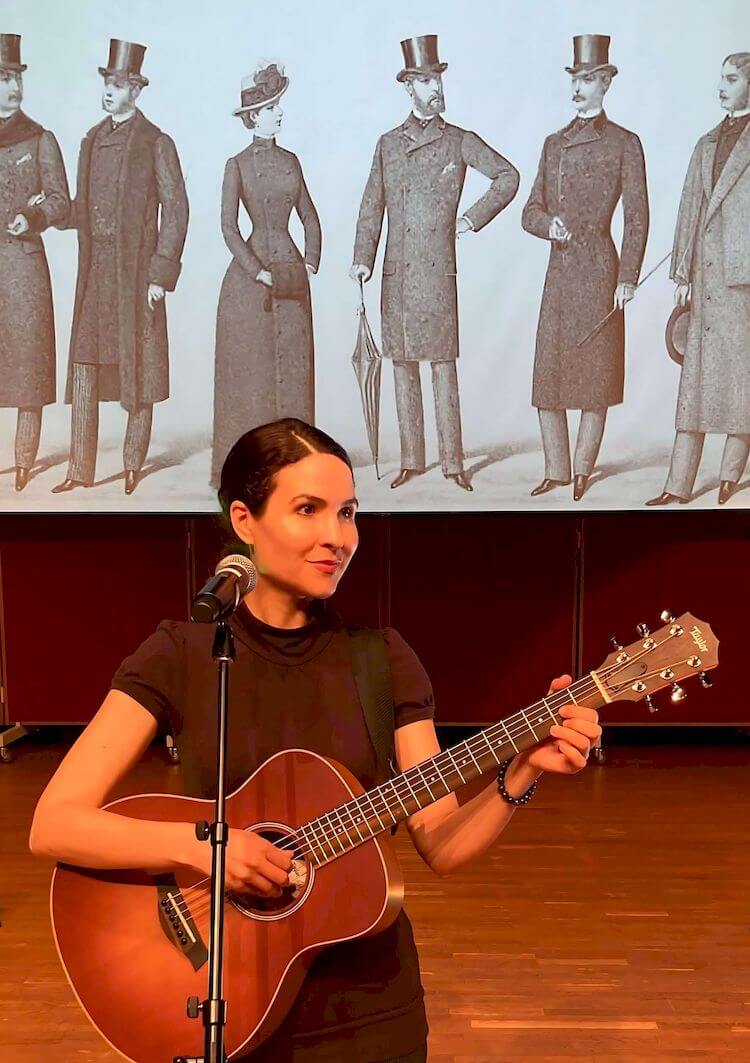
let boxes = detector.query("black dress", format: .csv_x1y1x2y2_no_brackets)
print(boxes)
112,601,432,1061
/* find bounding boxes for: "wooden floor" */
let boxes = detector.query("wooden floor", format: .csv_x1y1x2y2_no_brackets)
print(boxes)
1,730,749,1062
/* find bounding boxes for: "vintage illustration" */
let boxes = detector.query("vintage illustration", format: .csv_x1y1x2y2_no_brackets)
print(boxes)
522,34,649,503
52,39,188,496
0,0,747,512
351,34,519,493
210,62,321,487
647,52,750,507
0,33,70,493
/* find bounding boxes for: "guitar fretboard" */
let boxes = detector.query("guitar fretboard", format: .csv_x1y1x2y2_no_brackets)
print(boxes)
298,670,607,865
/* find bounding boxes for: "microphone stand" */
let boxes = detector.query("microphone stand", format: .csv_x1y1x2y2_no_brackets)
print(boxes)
173,621,235,1063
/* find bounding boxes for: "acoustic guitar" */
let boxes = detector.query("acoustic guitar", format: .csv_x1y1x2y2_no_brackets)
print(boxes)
50,611,718,1062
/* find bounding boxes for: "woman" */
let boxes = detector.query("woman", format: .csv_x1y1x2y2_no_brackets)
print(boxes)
31,418,601,1061
210,63,322,486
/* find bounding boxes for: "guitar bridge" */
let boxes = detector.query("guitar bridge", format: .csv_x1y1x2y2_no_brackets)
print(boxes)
156,877,207,972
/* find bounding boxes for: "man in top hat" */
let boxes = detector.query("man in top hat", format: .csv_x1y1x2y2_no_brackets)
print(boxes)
53,39,189,495
351,34,519,491
647,52,750,507
522,34,649,501
0,33,70,491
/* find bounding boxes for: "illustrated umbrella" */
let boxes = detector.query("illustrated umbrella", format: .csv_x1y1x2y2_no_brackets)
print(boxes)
351,278,383,479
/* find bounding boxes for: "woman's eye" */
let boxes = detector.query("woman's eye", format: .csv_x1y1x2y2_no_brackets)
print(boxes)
341,507,356,520
298,503,316,515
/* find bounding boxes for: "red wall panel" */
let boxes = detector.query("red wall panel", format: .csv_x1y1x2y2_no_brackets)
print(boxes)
387,515,579,725
0,517,189,724
580,513,750,724
1,512,745,729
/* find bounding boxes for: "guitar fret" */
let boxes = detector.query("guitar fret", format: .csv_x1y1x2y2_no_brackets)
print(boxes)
481,731,501,764
320,812,345,855
501,720,519,754
320,815,343,859
421,757,452,795
414,763,437,801
331,806,354,850
464,742,482,772
400,770,422,810
348,795,371,836
305,818,331,862
362,789,388,831
520,707,540,743
387,778,411,817
541,696,558,725
314,816,339,858
304,823,327,866
345,802,367,842
446,748,466,784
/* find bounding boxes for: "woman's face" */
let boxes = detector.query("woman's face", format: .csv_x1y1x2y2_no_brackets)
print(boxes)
250,102,283,137
231,452,358,601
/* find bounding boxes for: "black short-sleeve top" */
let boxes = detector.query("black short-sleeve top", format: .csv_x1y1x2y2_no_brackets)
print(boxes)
111,600,435,1061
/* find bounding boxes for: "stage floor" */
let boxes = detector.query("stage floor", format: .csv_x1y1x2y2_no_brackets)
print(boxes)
1,731,748,1061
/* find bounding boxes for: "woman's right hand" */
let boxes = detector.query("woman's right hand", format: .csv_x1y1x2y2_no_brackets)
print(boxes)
190,827,292,897
256,269,273,287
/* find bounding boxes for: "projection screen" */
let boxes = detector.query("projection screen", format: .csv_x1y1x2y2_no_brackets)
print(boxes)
1,0,749,512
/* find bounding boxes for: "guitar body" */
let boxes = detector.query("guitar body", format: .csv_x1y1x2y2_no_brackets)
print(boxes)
50,749,404,1063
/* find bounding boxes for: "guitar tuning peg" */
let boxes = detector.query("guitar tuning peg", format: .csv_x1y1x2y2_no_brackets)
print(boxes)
670,682,687,703
610,635,623,650
636,622,650,638
699,671,713,689
660,609,676,623
645,694,658,713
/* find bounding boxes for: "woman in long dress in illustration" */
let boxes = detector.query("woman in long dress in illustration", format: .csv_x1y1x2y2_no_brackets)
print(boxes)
210,63,322,485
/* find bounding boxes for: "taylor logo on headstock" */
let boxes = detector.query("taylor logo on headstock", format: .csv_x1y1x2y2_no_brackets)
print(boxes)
690,626,709,653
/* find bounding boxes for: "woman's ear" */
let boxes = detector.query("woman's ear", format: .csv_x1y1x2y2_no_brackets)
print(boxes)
229,500,254,549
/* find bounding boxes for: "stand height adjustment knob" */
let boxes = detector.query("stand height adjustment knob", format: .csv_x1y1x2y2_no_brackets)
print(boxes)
195,820,210,841
186,995,202,1019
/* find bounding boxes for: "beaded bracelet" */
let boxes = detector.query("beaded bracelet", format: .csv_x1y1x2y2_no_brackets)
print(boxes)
496,757,537,807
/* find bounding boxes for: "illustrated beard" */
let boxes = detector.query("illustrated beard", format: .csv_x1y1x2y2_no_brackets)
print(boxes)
417,91,444,116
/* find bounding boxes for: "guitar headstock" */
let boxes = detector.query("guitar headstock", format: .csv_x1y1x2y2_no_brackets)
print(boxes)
596,611,718,710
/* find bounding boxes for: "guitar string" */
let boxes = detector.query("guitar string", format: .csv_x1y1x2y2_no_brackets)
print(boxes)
174,644,687,920
174,641,691,919
172,652,667,919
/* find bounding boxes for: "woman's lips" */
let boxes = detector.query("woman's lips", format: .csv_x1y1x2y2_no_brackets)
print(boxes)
308,560,341,573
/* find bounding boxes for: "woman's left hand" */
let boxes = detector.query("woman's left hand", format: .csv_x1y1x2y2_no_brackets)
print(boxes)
517,675,601,776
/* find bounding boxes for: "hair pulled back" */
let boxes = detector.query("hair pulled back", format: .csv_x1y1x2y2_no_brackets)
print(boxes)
218,418,353,523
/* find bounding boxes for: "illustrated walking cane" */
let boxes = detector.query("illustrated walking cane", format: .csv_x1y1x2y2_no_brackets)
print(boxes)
576,250,673,349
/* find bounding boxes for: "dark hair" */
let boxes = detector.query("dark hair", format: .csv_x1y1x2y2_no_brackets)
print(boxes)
218,418,353,523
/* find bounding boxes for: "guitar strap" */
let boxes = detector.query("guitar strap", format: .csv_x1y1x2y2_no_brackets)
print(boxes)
347,625,396,787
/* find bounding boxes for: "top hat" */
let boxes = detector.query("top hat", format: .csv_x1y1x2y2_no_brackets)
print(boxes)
397,35,447,83
0,34,26,73
665,302,689,366
232,62,289,116
565,34,618,77
98,39,149,86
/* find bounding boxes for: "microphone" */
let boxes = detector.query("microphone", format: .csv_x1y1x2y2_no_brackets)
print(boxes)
191,553,257,624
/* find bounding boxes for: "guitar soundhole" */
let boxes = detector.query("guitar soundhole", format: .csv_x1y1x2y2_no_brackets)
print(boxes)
228,825,313,921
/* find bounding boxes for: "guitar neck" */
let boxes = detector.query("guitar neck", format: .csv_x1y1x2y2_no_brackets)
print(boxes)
300,670,608,866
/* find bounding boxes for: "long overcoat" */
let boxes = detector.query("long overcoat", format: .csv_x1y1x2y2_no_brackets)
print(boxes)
64,109,188,413
670,119,750,434
354,113,519,362
0,110,69,407
522,112,649,410
210,138,322,485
